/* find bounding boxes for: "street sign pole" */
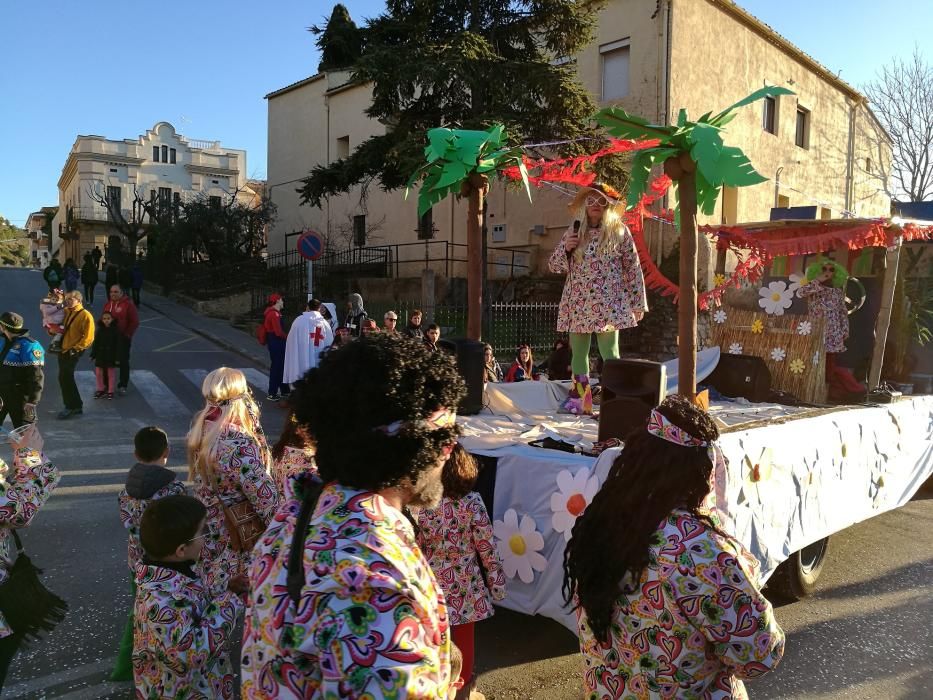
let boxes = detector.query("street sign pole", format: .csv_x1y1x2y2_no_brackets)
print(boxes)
296,229,325,303
307,260,313,302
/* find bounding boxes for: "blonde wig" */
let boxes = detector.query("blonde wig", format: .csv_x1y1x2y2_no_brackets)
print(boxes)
567,183,630,263
186,367,266,482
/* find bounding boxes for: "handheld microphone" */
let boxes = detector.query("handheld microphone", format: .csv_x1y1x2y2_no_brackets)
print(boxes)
573,220,581,233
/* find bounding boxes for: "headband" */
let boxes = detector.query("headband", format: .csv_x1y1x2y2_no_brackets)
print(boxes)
374,408,456,437
646,408,708,447
205,394,249,422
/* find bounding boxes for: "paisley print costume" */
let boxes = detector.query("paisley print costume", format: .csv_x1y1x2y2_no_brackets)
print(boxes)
799,280,849,353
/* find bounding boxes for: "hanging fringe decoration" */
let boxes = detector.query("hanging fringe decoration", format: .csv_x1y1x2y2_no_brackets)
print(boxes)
501,138,660,188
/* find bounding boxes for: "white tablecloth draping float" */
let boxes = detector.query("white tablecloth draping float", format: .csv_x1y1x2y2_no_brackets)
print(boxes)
460,382,933,630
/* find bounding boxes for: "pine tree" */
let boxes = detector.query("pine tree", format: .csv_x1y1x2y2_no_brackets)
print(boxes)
300,0,616,207
311,4,363,73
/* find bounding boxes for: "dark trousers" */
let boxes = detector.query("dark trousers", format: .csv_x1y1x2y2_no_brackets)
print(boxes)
131,287,141,305
267,335,286,396
118,336,132,388
0,632,23,692
0,391,28,429
83,283,95,304
58,351,84,410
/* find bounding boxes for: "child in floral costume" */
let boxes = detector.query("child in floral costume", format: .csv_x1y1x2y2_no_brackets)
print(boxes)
417,444,506,692
241,334,466,699
563,396,784,699
269,410,317,497
133,495,246,699
548,183,647,415
186,368,278,593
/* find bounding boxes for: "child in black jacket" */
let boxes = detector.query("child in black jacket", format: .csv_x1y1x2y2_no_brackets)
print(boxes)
91,311,121,398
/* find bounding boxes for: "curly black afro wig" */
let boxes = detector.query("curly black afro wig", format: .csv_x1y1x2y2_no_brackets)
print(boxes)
292,332,465,492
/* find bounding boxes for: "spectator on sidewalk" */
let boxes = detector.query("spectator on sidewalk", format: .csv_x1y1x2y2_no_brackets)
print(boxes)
57,291,94,419
504,344,541,382
92,245,103,271
283,298,332,389
111,426,186,682
90,311,120,399
62,258,80,293
383,310,399,335
241,333,465,699
262,294,288,401
0,312,44,429
80,254,99,304
343,293,368,338
118,265,133,296
483,343,503,384
403,308,424,341
130,261,144,306
424,323,441,352
39,289,65,353
103,285,139,396
104,263,119,291
43,257,63,292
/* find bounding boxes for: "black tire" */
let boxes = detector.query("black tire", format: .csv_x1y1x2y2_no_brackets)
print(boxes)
766,536,830,601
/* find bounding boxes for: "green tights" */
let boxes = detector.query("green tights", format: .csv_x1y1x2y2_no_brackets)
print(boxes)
569,331,619,377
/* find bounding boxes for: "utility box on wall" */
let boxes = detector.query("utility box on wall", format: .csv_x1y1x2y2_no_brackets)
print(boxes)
491,223,507,243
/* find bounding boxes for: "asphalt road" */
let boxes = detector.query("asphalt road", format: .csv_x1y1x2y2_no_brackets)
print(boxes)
1,266,931,699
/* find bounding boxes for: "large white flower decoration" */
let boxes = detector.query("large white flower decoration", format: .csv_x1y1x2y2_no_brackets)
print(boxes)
758,281,794,316
713,309,727,324
797,320,813,336
770,347,786,362
493,509,548,583
550,468,600,541
728,342,744,355
788,273,805,296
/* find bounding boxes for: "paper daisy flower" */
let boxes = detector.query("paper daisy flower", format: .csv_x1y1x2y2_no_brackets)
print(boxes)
788,273,805,296
751,318,764,334
770,347,786,362
728,342,743,355
790,359,805,374
758,281,794,316
714,273,727,287
797,320,812,336
550,468,600,542
712,309,727,324
494,509,548,584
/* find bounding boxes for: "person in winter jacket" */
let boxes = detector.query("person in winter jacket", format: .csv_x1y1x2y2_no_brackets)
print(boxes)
43,258,64,292
130,262,144,306
90,311,120,399
343,292,368,338
504,344,541,382
117,265,132,295
104,263,119,290
134,495,244,699
0,312,44,429
111,426,186,682
262,294,288,400
402,308,424,341
80,254,99,304
0,425,60,691
62,258,80,292
57,291,94,419
103,285,139,395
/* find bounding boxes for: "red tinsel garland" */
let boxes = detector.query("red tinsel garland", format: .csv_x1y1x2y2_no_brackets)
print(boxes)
502,138,661,188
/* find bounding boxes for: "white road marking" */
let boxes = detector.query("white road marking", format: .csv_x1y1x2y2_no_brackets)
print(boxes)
181,367,270,394
179,368,208,389
5,657,119,699
131,369,191,418
73,372,121,417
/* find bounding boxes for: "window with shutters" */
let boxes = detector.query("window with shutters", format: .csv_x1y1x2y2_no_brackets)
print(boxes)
600,39,630,101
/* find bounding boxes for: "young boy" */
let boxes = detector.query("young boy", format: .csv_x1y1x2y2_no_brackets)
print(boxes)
134,495,245,698
424,323,441,352
111,426,186,681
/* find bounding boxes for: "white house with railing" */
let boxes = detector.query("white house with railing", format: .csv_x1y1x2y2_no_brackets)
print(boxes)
51,122,253,262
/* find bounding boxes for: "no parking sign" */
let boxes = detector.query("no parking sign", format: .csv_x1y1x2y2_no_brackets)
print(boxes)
296,230,325,260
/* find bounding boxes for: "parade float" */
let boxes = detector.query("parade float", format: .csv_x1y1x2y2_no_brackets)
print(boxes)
406,90,933,629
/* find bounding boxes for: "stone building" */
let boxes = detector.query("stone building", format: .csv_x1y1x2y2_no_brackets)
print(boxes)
52,122,252,262
265,0,891,286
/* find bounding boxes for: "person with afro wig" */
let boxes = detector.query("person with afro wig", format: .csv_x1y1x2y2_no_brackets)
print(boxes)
241,332,466,699
563,395,784,699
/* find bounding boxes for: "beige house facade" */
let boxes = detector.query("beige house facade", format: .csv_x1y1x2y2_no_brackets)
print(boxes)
52,122,251,263
24,207,55,267
266,0,891,280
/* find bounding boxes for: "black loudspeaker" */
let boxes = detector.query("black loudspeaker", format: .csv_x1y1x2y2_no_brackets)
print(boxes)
438,338,485,415
598,359,667,442
705,353,771,402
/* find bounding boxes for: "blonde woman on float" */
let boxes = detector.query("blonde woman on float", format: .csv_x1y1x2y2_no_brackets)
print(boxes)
186,367,278,592
547,183,648,415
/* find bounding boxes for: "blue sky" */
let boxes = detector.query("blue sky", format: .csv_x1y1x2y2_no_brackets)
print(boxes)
1,0,929,227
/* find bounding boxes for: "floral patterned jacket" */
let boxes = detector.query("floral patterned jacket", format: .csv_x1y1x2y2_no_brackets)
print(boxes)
193,429,278,593
799,280,848,353
576,509,784,700
548,224,648,334
416,492,506,626
133,562,242,699
270,446,317,498
0,448,60,639
241,477,452,699
118,479,187,572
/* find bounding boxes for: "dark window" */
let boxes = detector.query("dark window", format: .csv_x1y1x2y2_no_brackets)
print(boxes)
417,209,434,240
109,168,118,173
169,148,177,164
158,187,172,219
865,157,872,174
152,146,159,162
209,196,222,209
106,186,121,221
795,107,809,148
353,214,366,247
762,96,777,134
161,145,169,162
173,192,181,222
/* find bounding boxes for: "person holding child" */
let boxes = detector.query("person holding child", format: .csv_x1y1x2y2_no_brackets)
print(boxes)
110,426,187,682
187,368,278,593
133,495,246,698
90,311,120,399
416,444,506,694
563,395,784,699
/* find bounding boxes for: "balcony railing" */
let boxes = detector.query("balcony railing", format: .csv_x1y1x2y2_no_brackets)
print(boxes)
185,139,222,151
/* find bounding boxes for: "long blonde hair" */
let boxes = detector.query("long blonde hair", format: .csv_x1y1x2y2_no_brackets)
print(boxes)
186,367,265,482
568,185,630,263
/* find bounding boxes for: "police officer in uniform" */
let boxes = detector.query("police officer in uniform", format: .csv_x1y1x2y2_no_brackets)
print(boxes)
0,312,45,429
